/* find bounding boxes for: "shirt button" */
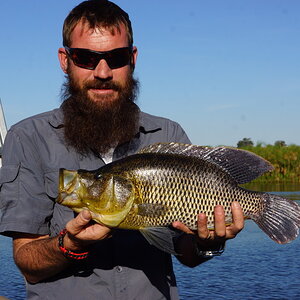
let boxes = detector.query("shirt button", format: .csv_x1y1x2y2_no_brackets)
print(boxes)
116,266,123,273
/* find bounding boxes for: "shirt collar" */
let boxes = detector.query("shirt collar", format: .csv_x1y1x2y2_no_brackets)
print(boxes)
138,111,162,134
48,108,64,129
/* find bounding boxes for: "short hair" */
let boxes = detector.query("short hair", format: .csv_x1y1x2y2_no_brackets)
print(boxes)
62,0,133,47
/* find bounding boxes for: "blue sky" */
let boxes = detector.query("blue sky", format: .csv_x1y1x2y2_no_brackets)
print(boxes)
0,0,299,146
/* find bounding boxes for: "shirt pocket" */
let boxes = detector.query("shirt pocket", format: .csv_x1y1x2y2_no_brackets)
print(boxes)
0,164,20,209
44,170,59,199
0,164,20,187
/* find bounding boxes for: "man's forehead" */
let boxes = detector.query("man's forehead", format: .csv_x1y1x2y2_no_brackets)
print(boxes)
73,20,125,40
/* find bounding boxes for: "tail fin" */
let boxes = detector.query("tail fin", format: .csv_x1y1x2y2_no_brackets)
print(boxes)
251,193,300,244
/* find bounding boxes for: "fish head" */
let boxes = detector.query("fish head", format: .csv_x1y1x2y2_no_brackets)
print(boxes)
57,168,135,227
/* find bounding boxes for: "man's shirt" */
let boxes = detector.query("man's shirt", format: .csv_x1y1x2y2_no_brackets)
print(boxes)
0,108,191,300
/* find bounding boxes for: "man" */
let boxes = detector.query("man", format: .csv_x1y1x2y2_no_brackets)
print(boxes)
0,1,244,299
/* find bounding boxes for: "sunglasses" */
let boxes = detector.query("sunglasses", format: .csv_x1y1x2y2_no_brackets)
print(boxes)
65,46,133,70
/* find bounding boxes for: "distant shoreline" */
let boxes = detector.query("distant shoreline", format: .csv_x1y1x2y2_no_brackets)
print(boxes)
239,144,300,184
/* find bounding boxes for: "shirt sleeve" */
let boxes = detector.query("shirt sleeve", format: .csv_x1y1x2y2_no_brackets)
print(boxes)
0,128,54,236
168,121,191,144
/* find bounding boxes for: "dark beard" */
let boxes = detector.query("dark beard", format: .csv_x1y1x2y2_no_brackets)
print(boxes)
61,73,140,155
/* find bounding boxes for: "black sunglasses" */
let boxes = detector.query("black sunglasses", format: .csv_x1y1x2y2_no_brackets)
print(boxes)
65,46,133,70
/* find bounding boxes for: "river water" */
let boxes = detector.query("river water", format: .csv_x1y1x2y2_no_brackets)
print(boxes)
0,189,300,300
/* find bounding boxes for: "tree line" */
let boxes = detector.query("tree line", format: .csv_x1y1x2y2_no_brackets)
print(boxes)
236,138,300,183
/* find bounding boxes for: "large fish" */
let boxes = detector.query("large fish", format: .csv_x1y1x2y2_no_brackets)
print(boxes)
57,143,300,254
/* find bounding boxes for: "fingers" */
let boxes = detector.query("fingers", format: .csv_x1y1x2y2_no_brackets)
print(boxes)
173,214,213,240
172,221,193,234
214,202,244,240
173,214,213,239
197,213,212,240
213,205,226,238
174,202,244,242
228,201,244,237
64,210,112,251
66,209,92,236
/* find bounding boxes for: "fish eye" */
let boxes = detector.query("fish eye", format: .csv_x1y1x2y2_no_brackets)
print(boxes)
94,172,102,180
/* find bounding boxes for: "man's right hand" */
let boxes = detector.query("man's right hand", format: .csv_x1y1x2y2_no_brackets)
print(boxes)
13,209,111,284
64,209,112,251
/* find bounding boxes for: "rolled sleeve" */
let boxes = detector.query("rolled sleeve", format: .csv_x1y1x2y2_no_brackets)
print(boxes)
0,129,54,236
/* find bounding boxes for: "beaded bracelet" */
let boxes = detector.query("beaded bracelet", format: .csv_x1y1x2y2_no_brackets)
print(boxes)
58,229,89,260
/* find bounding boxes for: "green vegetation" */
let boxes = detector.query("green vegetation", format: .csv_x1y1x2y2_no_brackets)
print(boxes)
237,137,254,148
237,141,300,184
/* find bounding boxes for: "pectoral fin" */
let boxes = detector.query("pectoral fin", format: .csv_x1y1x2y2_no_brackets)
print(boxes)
139,227,181,255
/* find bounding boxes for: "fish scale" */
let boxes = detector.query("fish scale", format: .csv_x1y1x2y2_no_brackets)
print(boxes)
104,154,262,230
58,143,300,254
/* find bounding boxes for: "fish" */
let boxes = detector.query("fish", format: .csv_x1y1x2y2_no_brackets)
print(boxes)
57,142,300,254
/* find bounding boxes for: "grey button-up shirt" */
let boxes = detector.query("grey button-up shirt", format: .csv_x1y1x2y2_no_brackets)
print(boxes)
0,108,191,300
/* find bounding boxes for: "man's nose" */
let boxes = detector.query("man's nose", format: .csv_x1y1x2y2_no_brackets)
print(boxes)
93,59,113,80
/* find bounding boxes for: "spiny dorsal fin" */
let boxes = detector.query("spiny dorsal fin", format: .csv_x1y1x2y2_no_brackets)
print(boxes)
138,143,274,184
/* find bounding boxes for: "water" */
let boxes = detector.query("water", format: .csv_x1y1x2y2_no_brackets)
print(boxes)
173,191,300,300
1,191,300,300
0,236,26,300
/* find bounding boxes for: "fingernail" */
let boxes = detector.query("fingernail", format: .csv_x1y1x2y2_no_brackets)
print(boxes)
82,209,91,221
172,221,179,229
215,205,223,214
232,201,240,208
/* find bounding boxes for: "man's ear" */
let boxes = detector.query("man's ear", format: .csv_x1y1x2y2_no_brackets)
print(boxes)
58,48,68,74
130,46,138,71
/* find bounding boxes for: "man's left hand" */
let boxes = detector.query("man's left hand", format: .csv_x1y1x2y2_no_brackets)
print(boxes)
172,201,244,266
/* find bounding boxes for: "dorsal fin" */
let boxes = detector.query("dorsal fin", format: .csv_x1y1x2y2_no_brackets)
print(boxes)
138,143,274,184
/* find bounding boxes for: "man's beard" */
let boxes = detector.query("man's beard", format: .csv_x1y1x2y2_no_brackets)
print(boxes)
61,72,140,155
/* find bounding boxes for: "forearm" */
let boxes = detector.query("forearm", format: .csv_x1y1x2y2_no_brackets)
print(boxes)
13,235,72,283
13,211,111,284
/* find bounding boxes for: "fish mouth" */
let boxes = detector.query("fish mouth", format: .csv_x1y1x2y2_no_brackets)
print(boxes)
57,192,68,204
57,169,78,204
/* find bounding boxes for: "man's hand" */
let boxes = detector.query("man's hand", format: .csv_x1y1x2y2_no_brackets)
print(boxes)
172,202,244,267
13,210,111,283
64,209,112,252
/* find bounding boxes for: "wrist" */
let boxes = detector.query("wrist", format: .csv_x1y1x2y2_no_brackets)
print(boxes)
62,230,86,252
58,229,89,260
195,239,225,258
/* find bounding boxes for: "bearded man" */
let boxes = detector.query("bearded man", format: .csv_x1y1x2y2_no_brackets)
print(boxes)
0,1,244,299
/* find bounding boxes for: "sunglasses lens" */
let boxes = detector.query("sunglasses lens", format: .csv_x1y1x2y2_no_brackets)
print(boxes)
105,48,131,69
67,47,132,70
69,49,100,70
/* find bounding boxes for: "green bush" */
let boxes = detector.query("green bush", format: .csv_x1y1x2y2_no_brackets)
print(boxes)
239,144,300,183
